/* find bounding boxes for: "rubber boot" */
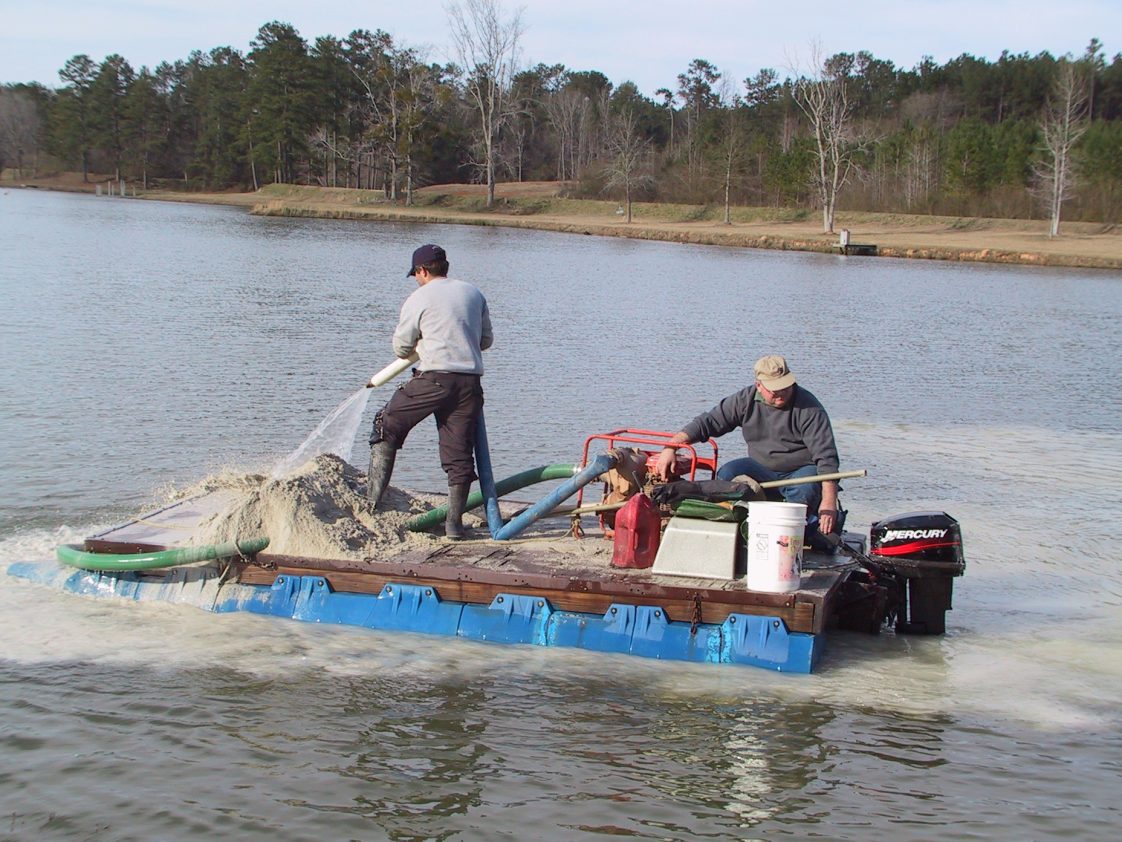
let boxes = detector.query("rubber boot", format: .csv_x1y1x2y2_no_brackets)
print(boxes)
366,441,397,510
445,482,471,540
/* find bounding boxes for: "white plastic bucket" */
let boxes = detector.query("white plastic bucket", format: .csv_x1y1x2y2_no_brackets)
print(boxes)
744,501,807,593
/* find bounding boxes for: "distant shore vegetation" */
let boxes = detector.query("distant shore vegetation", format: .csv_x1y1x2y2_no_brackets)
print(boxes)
1,3,1119,231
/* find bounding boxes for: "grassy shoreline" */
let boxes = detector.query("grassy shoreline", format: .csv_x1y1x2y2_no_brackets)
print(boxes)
12,175,1122,270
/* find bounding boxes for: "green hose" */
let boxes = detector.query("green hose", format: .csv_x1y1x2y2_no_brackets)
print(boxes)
56,537,270,572
406,464,578,532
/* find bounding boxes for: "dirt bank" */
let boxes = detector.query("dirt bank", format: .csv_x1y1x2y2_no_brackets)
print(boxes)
13,174,1120,270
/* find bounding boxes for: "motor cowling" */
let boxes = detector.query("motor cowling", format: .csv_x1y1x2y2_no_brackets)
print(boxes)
870,511,964,572
870,512,965,635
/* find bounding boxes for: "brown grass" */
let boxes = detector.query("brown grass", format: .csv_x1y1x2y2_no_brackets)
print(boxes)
10,174,1120,270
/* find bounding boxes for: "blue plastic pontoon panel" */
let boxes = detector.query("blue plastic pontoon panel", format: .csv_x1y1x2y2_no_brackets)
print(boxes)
5,562,823,673
7,561,236,610
720,613,821,673
548,603,722,664
367,583,464,636
629,605,719,663
548,602,638,655
216,576,466,637
458,593,553,645
216,571,302,616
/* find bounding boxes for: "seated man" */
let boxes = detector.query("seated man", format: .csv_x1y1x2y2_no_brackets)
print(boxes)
654,354,840,544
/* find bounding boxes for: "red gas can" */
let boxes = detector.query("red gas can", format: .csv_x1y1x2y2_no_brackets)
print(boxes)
611,493,662,569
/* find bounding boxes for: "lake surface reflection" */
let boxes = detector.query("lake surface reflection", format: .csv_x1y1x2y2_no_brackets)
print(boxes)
1,190,1120,839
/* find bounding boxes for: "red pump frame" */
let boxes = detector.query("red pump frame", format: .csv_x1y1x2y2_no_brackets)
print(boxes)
574,428,719,510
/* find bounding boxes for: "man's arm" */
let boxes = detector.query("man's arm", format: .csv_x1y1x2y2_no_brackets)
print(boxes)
797,404,840,534
392,297,422,359
654,389,752,481
797,404,839,474
818,480,839,535
479,299,494,351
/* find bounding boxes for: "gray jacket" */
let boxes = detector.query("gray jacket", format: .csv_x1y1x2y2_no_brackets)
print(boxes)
682,384,839,474
393,277,493,374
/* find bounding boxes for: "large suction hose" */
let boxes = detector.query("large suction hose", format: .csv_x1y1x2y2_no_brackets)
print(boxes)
56,537,270,572
473,411,505,536
491,453,617,540
405,464,579,532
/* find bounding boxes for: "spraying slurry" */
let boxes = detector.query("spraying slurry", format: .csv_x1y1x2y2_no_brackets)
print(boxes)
269,387,373,480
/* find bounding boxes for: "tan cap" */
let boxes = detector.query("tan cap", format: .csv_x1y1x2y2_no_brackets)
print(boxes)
754,354,796,390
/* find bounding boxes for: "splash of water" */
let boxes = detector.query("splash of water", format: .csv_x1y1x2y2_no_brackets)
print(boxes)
270,387,372,479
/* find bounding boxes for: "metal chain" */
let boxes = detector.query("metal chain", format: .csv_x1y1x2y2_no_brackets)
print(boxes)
243,554,277,571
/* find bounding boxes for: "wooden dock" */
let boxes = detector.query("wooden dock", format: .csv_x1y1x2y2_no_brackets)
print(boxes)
838,229,878,256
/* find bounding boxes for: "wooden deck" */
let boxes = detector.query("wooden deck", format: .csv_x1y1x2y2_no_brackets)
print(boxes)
85,488,864,637
233,541,858,636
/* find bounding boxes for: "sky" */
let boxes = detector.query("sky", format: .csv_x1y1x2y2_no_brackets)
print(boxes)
1,0,1117,96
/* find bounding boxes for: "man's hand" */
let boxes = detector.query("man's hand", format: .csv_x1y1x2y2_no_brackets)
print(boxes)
654,433,690,481
654,447,677,481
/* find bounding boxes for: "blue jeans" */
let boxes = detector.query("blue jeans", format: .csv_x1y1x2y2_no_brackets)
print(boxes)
716,457,822,519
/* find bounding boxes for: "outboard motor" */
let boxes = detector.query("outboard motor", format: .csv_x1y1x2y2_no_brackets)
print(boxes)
870,512,965,635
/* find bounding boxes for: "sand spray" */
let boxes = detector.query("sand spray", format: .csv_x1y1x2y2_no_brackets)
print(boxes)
269,356,416,480
270,388,372,479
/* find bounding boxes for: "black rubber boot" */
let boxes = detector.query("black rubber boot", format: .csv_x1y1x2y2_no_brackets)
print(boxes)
366,441,397,509
445,482,471,540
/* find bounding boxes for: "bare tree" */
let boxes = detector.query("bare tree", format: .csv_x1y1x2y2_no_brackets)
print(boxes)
350,31,405,200
544,86,583,180
1034,59,1090,237
310,126,364,187
898,91,952,210
791,43,859,234
903,130,938,210
604,109,650,223
354,40,439,203
400,54,443,205
545,87,578,179
654,87,675,158
446,0,524,208
714,79,747,224
0,88,41,178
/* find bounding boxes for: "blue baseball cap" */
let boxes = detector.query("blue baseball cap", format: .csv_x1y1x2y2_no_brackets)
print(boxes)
408,244,446,276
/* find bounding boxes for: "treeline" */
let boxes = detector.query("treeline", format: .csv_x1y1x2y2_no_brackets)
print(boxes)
2,19,1120,224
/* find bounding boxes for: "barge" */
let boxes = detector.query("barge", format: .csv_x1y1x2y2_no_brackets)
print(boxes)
6,451,966,674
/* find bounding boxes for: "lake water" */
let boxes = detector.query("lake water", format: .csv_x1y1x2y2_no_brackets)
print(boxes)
2,189,1120,839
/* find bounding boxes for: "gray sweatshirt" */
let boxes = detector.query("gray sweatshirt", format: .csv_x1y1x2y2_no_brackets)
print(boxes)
392,277,493,374
681,385,839,474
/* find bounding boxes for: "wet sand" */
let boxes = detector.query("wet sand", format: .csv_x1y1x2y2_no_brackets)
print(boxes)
172,455,610,564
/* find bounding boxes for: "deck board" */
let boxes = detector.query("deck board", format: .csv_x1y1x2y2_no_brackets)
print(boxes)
95,488,860,636
231,541,856,635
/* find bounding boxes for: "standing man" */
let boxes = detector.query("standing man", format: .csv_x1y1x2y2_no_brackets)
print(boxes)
367,244,493,540
654,354,840,543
